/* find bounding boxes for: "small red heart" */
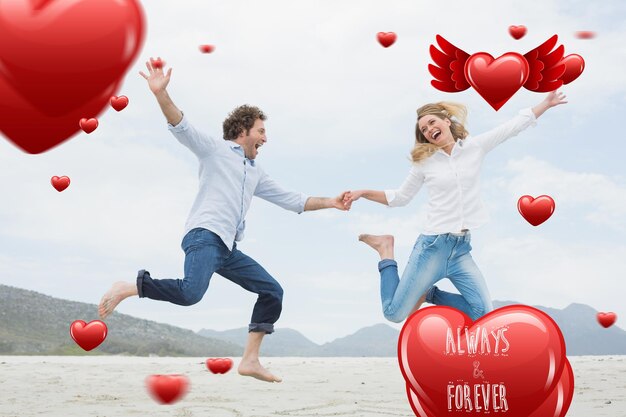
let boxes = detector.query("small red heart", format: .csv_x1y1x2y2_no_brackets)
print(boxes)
199,44,215,54
110,95,129,112
465,52,529,111
206,358,233,374
559,54,585,85
517,195,555,226
145,374,189,404
597,312,617,328
150,57,165,69
575,31,595,39
377,32,397,48
508,25,527,40
51,176,71,192
69,320,107,351
399,305,569,417
79,118,99,134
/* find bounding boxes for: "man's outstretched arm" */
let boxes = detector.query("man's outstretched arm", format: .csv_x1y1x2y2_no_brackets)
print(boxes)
304,193,351,211
139,57,183,126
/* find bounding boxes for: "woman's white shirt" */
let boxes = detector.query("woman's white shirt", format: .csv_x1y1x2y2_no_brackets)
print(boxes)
384,108,537,234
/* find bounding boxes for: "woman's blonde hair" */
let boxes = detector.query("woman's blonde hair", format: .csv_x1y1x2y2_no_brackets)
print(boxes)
411,102,469,163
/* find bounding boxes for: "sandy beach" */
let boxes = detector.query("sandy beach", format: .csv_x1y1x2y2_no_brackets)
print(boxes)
1,356,624,417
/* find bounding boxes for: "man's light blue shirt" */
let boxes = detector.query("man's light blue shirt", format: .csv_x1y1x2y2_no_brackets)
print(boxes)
168,115,308,250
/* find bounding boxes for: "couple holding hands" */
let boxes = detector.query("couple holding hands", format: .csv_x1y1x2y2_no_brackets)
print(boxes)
98,59,567,382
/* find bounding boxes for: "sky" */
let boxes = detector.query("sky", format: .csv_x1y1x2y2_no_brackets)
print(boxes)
1,0,625,345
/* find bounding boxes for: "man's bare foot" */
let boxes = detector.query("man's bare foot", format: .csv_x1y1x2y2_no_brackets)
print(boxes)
358,234,395,260
238,359,282,383
98,281,138,319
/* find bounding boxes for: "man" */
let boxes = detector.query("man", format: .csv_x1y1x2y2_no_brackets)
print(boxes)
98,58,350,383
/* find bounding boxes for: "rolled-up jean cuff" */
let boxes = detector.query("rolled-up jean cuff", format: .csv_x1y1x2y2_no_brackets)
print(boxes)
378,259,398,272
136,269,149,298
425,285,438,304
249,323,274,334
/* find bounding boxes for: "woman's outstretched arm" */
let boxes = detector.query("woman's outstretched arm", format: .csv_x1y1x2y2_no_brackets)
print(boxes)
344,190,388,206
532,90,568,118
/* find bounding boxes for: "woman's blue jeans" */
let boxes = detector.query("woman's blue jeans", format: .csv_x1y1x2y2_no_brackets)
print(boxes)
378,232,493,322
136,228,282,333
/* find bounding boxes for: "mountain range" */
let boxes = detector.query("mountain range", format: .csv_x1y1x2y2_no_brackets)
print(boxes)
1,284,624,356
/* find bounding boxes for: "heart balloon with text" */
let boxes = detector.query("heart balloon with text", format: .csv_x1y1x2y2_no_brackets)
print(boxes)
398,305,571,417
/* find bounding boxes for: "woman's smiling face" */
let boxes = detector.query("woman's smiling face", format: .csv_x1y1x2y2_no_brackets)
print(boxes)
418,114,453,146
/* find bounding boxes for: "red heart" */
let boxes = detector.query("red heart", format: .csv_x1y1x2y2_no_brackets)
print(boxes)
559,54,585,85
398,305,567,417
406,359,574,417
51,175,71,192
575,31,595,39
206,358,233,374
150,57,165,69
79,118,99,134
377,32,397,48
0,0,145,154
508,25,527,40
110,95,129,112
69,320,107,351
517,195,555,226
464,52,529,111
597,312,617,328
199,44,215,54
145,374,189,404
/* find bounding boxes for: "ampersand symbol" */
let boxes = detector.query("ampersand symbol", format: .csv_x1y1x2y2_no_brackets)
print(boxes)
473,361,484,379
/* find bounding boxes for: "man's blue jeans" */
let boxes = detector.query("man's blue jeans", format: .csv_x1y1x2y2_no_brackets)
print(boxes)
378,232,493,322
137,228,282,333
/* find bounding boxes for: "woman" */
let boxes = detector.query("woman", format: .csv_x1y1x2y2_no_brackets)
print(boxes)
345,91,567,322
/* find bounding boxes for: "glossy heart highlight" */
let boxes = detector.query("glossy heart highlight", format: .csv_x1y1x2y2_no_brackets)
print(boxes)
518,195,555,226
69,320,107,351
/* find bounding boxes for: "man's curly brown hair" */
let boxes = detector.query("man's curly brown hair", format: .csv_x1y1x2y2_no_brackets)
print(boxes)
222,105,267,140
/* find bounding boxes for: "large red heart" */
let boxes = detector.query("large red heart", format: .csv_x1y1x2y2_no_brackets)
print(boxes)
145,374,189,404
406,358,574,417
597,312,617,328
206,358,233,374
398,305,568,417
69,320,107,351
465,52,529,111
559,54,585,85
517,195,555,226
0,0,145,154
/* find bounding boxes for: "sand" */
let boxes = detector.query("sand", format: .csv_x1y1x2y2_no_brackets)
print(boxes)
0,356,624,417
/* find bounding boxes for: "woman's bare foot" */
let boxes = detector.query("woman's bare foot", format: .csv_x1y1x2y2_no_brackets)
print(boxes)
358,234,395,260
98,281,138,319
238,359,282,383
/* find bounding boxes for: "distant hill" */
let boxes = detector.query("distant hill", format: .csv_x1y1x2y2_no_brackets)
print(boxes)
1,284,624,356
0,284,241,356
200,304,626,357
198,327,319,356
494,301,626,356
